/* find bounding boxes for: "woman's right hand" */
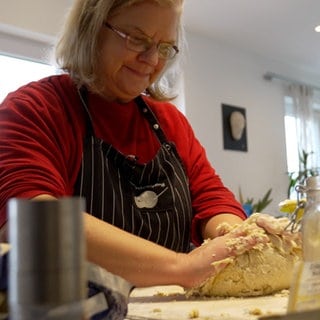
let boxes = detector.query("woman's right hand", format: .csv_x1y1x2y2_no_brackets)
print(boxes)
177,222,269,288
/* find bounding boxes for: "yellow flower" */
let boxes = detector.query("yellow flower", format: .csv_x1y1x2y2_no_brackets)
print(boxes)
278,199,306,221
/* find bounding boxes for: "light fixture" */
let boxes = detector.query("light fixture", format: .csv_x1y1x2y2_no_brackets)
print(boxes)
315,25,320,32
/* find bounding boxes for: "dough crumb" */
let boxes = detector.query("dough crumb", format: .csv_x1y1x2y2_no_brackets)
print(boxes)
188,309,199,318
249,308,263,315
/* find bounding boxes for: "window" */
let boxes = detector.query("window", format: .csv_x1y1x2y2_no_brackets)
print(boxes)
284,91,320,197
0,54,56,102
0,23,57,102
284,107,299,174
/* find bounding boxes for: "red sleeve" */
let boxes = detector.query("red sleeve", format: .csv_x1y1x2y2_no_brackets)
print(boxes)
187,136,246,246
0,75,85,227
146,98,246,246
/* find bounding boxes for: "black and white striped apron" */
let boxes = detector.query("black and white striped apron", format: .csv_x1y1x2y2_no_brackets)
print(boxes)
74,88,193,253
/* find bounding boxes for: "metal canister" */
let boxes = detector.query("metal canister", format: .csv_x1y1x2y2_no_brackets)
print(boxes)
8,197,86,320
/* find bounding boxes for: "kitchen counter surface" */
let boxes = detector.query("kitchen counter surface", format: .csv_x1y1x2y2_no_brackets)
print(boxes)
126,285,289,320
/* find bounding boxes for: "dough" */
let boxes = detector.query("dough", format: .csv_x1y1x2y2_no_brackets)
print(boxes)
188,213,302,297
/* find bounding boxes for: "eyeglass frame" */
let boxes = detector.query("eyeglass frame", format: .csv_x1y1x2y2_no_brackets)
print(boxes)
104,22,179,60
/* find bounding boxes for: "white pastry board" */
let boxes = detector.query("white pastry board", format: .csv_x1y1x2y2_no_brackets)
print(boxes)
127,285,289,320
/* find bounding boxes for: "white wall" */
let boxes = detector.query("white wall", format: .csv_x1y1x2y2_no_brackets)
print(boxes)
0,1,72,62
1,1,319,215
183,31,319,215
0,1,72,37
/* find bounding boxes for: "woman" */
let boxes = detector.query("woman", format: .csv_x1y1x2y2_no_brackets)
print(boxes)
0,0,267,288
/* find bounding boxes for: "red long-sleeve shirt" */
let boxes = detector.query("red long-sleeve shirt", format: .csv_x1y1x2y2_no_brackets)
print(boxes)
0,74,245,245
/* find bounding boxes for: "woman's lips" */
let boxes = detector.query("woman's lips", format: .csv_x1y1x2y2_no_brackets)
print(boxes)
125,65,151,79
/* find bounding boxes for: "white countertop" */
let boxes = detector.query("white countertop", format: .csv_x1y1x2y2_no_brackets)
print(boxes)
126,285,289,320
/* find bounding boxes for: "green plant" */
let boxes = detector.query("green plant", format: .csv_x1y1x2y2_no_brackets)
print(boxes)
287,149,319,198
239,187,273,213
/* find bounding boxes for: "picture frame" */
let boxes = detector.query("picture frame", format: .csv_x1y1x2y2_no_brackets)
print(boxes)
221,103,248,152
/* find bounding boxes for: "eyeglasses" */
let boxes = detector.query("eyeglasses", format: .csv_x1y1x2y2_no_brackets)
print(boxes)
104,22,179,60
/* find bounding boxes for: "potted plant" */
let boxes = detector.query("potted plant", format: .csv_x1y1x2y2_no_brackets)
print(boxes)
287,149,319,198
239,187,273,216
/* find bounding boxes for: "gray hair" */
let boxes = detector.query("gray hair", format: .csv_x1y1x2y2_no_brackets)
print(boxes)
55,0,185,101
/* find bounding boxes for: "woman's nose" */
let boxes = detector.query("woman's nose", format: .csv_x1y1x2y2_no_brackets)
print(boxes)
138,45,160,66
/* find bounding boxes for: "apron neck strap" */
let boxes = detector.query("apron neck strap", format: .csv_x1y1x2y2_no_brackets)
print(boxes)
78,86,95,136
78,87,168,145
134,95,168,145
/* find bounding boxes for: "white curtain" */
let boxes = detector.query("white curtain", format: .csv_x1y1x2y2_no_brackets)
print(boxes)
286,83,317,171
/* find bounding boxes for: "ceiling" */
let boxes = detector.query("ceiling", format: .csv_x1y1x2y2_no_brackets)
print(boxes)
183,0,320,78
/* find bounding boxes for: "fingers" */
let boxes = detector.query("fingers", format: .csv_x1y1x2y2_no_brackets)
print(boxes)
255,214,285,235
215,222,234,236
208,227,268,260
226,232,269,256
211,257,234,274
228,221,269,243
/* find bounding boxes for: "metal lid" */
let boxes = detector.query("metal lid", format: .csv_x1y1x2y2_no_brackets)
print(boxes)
306,176,320,191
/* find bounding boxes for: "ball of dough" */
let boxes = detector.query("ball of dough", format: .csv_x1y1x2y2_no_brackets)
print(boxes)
188,213,302,297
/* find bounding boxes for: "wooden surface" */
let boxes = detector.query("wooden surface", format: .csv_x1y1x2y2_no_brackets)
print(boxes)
126,285,289,320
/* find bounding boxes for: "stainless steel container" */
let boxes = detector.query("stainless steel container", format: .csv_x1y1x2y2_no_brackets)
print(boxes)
8,197,86,319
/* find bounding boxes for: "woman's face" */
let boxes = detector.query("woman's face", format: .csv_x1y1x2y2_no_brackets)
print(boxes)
97,1,181,102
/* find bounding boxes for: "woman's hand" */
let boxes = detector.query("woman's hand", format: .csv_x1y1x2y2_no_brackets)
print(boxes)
178,222,269,288
254,213,289,234
178,213,302,289
254,212,302,246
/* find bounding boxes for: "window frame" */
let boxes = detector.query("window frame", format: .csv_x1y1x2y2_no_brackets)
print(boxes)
0,24,58,102
0,23,55,64
284,93,320,174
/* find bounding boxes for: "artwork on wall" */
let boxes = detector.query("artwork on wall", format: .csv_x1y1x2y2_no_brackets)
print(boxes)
222,103,248,152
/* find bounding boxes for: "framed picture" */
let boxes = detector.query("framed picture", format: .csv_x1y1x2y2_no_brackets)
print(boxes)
222,103,248,152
